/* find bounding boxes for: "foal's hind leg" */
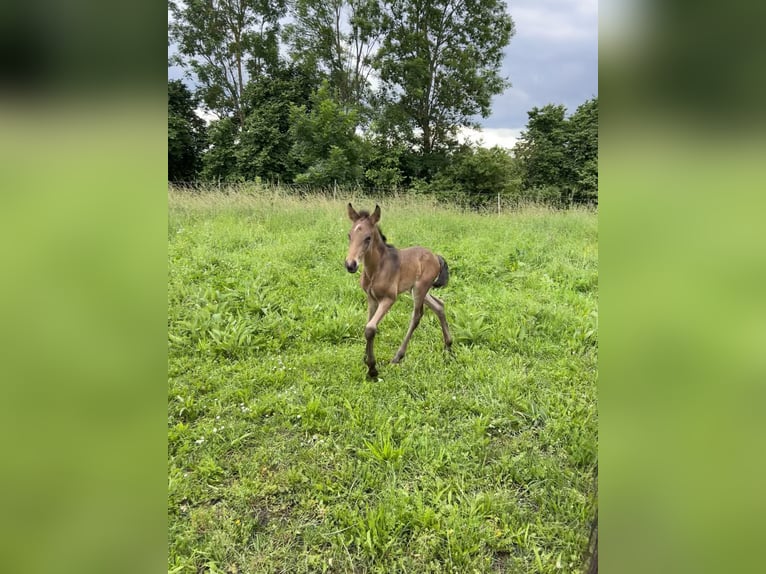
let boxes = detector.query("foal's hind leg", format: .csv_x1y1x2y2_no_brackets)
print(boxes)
392,283,428,364
424,293,452,351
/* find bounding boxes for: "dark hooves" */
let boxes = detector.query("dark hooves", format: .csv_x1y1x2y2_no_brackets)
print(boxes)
367,369,378,379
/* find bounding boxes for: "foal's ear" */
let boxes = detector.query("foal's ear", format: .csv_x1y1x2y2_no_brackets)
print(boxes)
347,203,360,221
370,204,381,225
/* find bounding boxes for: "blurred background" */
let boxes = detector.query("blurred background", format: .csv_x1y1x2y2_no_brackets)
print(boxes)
0,1,166,573
600,1,766,573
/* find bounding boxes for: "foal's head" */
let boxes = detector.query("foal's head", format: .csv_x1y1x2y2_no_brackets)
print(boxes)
345,203,381,273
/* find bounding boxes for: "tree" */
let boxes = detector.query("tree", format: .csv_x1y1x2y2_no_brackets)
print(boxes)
168,80,207,182
513,98,599,204
363,135,407,191
201,117,239,182
514,104,570,195
169,0,287,127
447,145,516,205
406,144,516,207
289,82,364,185
284,0,383,112
374,0,513,157
236,63,321,182
567,97,598,203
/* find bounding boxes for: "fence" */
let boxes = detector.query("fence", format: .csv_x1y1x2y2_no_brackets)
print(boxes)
168,181,596,213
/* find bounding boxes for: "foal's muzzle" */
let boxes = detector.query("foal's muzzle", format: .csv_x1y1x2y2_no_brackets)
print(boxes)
345,260,358,273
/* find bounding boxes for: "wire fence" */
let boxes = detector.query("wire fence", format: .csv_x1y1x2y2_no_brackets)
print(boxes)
168,180,597,214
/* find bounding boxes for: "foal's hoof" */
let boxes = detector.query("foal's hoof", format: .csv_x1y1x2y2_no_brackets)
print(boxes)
391,355,403,364
367,368,378,379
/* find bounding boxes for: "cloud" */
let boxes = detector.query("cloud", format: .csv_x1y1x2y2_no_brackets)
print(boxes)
194,108,219,125
512,0,598,42
481,0,598,131
458,127,523,149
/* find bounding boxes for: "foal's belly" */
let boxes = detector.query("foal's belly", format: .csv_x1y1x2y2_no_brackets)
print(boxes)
361,246,437,299
396,247,437,292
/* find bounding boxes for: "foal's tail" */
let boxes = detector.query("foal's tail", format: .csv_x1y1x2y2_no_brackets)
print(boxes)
433,255,449,288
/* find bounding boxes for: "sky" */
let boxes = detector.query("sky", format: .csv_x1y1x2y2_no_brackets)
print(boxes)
169,0,598,149
468,0,598,148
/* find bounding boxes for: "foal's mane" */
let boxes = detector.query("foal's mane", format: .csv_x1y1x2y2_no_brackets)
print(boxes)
357,210,394,248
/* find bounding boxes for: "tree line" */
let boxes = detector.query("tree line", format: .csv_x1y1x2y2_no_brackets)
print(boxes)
168,0,597,206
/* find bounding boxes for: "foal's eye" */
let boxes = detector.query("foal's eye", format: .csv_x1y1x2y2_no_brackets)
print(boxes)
364,236,371,243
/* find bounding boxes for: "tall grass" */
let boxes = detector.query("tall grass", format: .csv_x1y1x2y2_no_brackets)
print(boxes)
167,183,579,213
168,188,597,573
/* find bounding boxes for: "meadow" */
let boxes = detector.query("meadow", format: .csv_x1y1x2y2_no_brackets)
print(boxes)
167,188,598,573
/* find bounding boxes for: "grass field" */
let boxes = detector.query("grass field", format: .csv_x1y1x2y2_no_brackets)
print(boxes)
167,189,598,573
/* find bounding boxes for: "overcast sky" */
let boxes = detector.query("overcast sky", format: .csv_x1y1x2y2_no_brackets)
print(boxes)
469,0,598,147
169,0,598,148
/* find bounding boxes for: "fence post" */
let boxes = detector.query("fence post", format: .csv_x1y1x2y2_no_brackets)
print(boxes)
334,180,337,200
497,193,501,214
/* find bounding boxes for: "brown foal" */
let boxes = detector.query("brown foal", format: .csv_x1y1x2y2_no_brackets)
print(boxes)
345,203,452,378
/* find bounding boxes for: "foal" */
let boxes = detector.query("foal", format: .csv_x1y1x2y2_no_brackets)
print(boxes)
345,203,452,378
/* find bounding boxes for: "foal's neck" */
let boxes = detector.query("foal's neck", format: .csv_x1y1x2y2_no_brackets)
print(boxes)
363,225,389,273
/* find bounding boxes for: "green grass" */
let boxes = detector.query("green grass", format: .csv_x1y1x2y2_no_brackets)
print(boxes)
168,189,598,573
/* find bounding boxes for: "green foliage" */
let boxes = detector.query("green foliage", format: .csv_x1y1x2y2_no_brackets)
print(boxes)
403,145,521,207
197,63,322,183
290,82,365,185
452,312,493,345
201,117,239,182
168,80,207,182
237,64,321,182
446,146,519,206
514,97,599,204
567,98,599,203
361,133,408,191
168,191,598,573
514,104,570,192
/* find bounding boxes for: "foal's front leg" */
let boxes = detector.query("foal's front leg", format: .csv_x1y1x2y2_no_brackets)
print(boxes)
364,296,394,379
367,297,379,323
